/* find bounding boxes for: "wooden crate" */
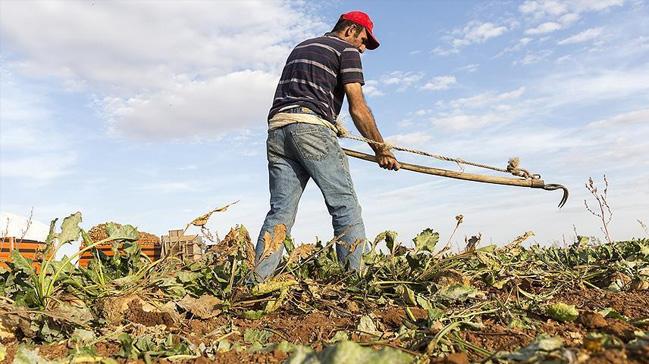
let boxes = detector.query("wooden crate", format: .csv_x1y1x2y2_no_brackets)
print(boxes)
161,230,205,261
0,237,49,268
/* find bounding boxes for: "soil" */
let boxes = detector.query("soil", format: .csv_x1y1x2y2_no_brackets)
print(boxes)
579,311,608,329
430,352,470,364
554,288,649,319
36,343,69,359
254,311,354,347
462,319,533,354
378,307,406,328
210,349,288,364
604,319,637,342
3,287,649,363
125,299,177,327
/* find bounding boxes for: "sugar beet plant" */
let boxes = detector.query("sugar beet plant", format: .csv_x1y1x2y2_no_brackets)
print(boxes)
0,211,648,363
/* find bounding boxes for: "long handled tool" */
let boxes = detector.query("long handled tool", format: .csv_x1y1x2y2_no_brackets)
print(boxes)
339,133,569,208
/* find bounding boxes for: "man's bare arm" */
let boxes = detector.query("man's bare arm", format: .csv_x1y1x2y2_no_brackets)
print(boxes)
344,82,400,171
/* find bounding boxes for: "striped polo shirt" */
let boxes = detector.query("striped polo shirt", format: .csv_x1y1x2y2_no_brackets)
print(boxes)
268,33,365,124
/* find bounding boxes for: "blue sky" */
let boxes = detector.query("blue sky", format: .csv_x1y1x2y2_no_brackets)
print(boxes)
1,0,648,254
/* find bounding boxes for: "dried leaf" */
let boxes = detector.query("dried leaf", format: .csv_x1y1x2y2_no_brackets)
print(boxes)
177,294,222,319
189,201,238,227
288,243,316,265
260,224,287,261
357,315,380,336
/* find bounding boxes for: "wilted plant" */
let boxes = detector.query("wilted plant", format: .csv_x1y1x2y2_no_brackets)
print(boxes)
638,219,648,237
584,175,613,243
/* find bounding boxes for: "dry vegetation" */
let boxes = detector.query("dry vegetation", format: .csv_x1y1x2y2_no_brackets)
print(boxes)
0,178,647,363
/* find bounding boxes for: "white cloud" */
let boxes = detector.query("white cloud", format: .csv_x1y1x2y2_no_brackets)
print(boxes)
0,1,325,139
520,0,623,18
442,87,526,109
525,21,562,35
380,71,424,90
136,181,195,194
538,66,649,105
520,0,568,17
385,132,433,147
520,0,623,36
429,113,505,131
558,13,580,25
366,71,425,94
452,21,509,48
574,0,624,12
434,21,509,55
457,64,480,73
0,70,79,181
421,76,457,91
363,80,384,97
558,27,604,44
104,70,277,139
588,108,649,127
425,86,530,132
515,50,553,64
0,153,78,180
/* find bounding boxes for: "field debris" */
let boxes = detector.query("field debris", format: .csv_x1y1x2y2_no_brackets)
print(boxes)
0,212,648,363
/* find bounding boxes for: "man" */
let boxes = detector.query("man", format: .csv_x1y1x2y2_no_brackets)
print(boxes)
253,11,399,282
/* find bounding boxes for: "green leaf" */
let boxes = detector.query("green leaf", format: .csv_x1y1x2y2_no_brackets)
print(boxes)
544,302,579,322
497,335,563,362
397,285,417,306
58,212,83,244
436,284,483,302
242,310,265,320
287,340,412,364
10,250,34,274
373,231,399,254
252,279,297,296
598,307,627,320
70,328,96,346
284,237,295,255
13,345,51,364
243,329,272,346
412,229,439,253
328,331,349,343
264,287,290,313
105,223,139,241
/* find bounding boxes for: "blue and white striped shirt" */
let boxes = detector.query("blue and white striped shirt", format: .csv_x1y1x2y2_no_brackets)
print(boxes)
268,33,365,124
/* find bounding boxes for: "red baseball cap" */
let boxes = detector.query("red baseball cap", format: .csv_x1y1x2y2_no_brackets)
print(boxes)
340,11,380,50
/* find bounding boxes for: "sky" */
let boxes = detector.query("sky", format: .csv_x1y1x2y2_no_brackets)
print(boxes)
1,0,648,256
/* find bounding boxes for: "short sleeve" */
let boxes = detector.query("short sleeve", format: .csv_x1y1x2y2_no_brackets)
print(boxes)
340,48,364,85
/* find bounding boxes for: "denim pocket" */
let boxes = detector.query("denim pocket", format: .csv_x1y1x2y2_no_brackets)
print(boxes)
291,127,333,161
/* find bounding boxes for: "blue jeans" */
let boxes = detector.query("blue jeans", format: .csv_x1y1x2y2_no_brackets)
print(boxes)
253,123,366,282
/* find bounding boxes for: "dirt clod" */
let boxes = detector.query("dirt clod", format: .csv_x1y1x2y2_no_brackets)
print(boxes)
580,311,608,329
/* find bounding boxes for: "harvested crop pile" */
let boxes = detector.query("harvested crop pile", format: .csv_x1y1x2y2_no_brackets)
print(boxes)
88,222,160,244
0,212,648,363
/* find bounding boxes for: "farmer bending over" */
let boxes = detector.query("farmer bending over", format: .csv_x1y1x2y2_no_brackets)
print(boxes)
253,11,400,282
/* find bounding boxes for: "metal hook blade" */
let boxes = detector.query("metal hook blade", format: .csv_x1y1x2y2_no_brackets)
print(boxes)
543,184,569,208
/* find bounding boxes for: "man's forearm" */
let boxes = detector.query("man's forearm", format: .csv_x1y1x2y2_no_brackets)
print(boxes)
350,105,386,153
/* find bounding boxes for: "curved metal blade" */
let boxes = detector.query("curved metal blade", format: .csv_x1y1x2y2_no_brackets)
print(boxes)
542,184,569,208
